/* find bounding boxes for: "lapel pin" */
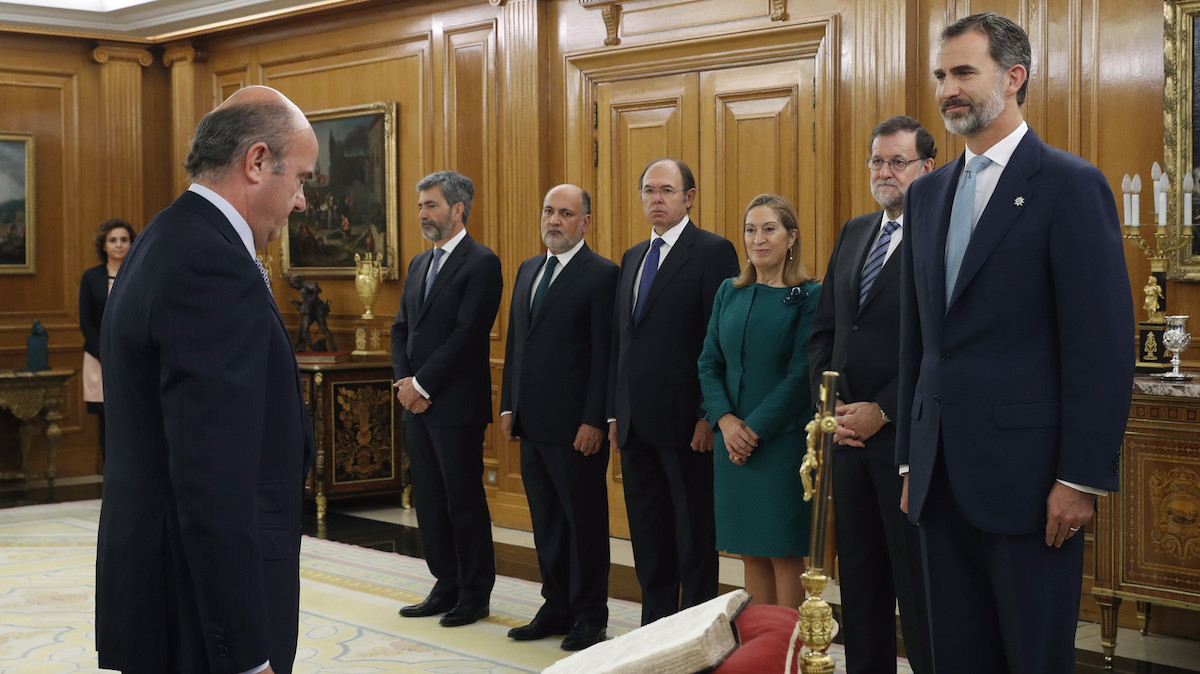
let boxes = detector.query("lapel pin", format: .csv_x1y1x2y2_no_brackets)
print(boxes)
1014,196,1026,206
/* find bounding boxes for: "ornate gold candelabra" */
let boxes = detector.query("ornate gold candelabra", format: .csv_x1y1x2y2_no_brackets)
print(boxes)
791,370,840,674
352,252,387,356
1122,167,1191,373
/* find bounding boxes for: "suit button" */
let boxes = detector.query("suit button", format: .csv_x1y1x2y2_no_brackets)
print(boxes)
851,325,859,331
933,394,941,404
940,352,951,361
414,330,420,336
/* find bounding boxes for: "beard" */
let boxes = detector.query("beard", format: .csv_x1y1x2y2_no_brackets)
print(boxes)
541,228,581,255
420,217,452,243
871,181,904,214
941,73,1006,137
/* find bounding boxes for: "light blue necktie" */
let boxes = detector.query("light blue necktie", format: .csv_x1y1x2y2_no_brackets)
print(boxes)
633,238,665,324
945,154,992,307
424,247,445,301
859,219,900,307
529,256,558,319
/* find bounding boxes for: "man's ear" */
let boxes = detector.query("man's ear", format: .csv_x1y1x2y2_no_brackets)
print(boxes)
244,141,271,184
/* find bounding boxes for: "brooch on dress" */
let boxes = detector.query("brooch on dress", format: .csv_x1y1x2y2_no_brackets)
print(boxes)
783,285,809,307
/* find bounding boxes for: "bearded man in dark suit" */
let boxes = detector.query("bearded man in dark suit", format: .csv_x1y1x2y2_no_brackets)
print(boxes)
808,115,934,674
391,170,502,628
607,158,740,625
96,85,318,674
896,13,1133,671
500,184,617,651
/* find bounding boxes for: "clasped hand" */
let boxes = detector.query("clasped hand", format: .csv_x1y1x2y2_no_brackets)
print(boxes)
717,414,756,463
393,377,430,414
833,401,885,447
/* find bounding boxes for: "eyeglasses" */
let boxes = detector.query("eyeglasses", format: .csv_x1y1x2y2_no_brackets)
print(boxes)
866,157,925,172
641,186,683,199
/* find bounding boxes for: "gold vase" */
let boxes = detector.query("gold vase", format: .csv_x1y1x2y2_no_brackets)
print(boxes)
354,252,382,319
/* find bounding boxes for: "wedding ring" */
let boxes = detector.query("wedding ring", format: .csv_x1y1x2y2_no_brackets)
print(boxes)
1069,526,1080,532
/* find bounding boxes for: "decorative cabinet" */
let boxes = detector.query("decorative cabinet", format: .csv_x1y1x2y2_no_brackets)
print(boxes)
298,360,407,521
1092,378,1200,668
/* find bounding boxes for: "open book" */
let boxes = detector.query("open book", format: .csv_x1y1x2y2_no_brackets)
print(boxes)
543,589,752,674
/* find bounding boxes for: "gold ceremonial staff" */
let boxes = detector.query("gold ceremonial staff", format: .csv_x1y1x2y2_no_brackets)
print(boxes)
789,370,841,674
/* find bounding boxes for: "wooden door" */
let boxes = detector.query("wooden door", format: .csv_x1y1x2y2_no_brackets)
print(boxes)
594,58,816,539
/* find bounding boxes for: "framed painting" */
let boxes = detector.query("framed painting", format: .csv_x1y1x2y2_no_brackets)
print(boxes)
0,132,35,275
281,101,398,279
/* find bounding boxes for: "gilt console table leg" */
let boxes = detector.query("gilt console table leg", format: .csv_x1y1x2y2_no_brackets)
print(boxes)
1136,601,1151,635
43,391,63,493
18,418,34,470
1096,594,1121,670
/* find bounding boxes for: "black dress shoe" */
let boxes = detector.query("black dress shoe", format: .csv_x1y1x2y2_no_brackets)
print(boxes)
507,615,572,641
399,596,455,618
560,621,607,651
439,602,489,627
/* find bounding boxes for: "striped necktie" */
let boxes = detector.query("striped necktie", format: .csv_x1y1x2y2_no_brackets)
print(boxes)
858,219,899,307
424,247,445,301
254,255,271,291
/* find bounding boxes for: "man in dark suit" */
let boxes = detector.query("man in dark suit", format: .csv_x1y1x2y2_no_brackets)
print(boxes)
96,85,317,674
808,115,933,674
500,184,618,651
607,158,740,625
896,13,1133,672
391,170,502,628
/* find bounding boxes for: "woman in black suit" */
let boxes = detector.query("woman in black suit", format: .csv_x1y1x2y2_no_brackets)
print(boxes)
79,218,136,459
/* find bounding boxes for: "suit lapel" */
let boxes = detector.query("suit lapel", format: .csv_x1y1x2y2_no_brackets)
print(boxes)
622,240,649,321
638,221,696,321
530,244,592,333
844,212,882,315
927,159,962,311
512,255,539,335
947,131,1040,309
418,234,470,322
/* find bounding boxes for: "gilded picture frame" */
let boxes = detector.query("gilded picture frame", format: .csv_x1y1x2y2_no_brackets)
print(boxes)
281,101,399,279
0,132,35,275
1166,1,1200,278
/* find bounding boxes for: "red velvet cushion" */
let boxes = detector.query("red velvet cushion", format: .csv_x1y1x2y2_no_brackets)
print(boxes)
714,604,801,674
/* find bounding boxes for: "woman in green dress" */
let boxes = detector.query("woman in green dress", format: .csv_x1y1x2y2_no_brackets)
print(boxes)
697,194,821,608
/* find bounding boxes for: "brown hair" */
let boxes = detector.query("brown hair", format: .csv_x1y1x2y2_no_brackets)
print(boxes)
93,219,137,263
732,194,813,289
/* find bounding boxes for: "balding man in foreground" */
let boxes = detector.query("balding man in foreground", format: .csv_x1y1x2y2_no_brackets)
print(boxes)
96,86,317,674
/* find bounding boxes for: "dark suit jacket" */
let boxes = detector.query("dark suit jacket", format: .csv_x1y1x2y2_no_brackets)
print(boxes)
96,190,315,673
391,232,502,427
808,210,901,462
609,220,740,449
896,128,1134,534
501,243,618,443
79,263,110,359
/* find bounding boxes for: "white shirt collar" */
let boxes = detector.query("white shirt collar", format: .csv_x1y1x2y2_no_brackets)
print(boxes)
651,215,690,248
188,183,257,260
964,121,1029,170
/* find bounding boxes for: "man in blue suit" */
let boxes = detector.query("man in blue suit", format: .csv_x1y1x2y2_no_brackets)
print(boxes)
896,13,1133,672
96,86,317,674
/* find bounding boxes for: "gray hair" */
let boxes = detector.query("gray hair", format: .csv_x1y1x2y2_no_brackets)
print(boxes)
942,12,1032,105
184,103,297,181
417,170,475,225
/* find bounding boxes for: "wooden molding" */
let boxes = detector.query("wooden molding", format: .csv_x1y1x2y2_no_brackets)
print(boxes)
90,42,152,67
162,40,207,68
580,0,621,46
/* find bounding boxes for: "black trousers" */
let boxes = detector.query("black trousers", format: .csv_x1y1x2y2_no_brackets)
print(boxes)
521,438,610,625
405,418,495,605
832,449,929,674
620,425,718,625
919,451,1084,674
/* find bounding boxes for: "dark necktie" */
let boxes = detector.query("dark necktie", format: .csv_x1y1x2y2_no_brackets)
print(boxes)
858,219,900,307
529,256,559,319
945,154,992,307
633,238,665,324
424,247,445,301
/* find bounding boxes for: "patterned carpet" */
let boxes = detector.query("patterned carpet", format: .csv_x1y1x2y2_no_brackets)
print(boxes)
0,500,643,673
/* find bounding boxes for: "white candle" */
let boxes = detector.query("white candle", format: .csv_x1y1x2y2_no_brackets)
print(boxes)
1186,173,1194,227
1122,174,1132,225
1152,162,1163,220
1132,174,1142,226
1160,174,1170,228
